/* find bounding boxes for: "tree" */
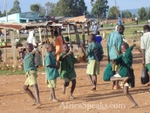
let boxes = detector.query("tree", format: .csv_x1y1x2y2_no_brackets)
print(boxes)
108,6,120,19
8,0,21,14
0,11,4,17
45,2,56,16
122,10,132,18
146,7,150,19
55,0,87,17
91,0,109,18
38,5,46,16
30,4,40,12
138,7,146,20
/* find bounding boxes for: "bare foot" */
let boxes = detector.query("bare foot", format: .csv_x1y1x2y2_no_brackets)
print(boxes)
35,103,42,109
91,86,96,91
32,100,36,106
69,95,75,99
62,86,66,94
131,104,139,108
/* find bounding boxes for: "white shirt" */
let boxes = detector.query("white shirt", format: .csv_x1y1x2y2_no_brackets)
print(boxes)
141,32,150,64
27,31,36,46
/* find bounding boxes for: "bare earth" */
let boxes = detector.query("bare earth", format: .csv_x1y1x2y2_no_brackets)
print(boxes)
1,43,150,113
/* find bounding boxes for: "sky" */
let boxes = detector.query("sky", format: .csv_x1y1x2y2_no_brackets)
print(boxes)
0,0,150,12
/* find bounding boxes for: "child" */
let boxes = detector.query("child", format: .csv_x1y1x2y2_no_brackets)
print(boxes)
111,43,138,108
23,43,41,109
81,34,103,91
59,44,77,99
44,43,59,102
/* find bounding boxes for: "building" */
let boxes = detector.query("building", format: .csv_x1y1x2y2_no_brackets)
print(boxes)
0,12,46,23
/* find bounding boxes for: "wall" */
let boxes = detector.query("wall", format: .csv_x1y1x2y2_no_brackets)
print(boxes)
0,13,20,23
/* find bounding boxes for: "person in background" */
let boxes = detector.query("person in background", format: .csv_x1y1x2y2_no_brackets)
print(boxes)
93,23,98,35
141,25,150,86
95,31,102,44
118,17,122,25
107,25,125,89
27,30,36,46
100,20,103,28
54,31,64,63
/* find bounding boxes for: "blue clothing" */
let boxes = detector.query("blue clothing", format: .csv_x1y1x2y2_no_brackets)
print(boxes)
95,35,102,43
107,31,123,60
86,42,103,60
44,52,59,80
23,52,36,72
93,25,98,34
118,18,122,25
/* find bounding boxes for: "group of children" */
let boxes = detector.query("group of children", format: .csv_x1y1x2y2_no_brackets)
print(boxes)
22,32,139,109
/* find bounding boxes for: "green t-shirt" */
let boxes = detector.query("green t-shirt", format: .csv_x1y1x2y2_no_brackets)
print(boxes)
114,46,133,77
86,42,103,60
59,53,77,79
44,52,59,80
23,52,36,72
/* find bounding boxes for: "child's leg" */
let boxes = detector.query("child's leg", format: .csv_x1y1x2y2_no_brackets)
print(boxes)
32,84,41,108
124,86,138,108
69,79,76,99
50,88,58,102
62,82,69,94
87,74,95,89
23,85,36,104
93,75,97,90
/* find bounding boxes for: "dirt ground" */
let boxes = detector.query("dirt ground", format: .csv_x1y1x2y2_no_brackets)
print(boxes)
1,41,150,113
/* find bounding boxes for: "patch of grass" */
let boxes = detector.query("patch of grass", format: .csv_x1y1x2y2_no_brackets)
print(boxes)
0,69,25,76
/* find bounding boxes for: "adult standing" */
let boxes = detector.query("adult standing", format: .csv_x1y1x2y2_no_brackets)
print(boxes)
141,25,150,86
27,30,36,46
54,30,64,62
107,25,125,89
93,23,98,35
118,17,122,25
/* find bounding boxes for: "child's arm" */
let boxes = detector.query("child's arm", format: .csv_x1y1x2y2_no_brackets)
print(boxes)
114,55,122,64
45,56,59,69
59,51,73,61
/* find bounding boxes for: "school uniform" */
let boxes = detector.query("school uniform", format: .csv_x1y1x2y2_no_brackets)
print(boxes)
44,52,59,88
86,42,103,75
59,53,77,82
23,52,37,86
113,46,134,87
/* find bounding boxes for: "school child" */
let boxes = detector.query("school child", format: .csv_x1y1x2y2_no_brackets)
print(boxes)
81,34,103,91
111,43,138,108
59,44,77,99
23,43,41,109
44,43,59,102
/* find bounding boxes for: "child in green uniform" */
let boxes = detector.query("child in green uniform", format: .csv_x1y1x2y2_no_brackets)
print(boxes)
59,44,77,99
44,43,59,102
111,43,138,108
23,43,41,109
81,34,103,91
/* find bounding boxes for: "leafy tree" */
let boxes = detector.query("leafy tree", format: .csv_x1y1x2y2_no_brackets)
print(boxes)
122,10,132,18
45,2,56,16
38,4,46,16
30,4,40,12
0,11,4,17
146,7,150,19
55,0,87,17
132,13,137,18
91,0,109,18
8,0,21,14
108,6,120,19
138,7,146,20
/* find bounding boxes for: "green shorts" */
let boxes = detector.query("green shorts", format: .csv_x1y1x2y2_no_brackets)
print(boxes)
48,79,56,88
86,60,100,75
146,63,150,72
24,70,37,86
64,76,76,82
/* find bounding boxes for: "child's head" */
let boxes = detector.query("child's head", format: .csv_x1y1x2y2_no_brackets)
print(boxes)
26,43,34,52
63,44,69,53
121,42,129,53
45,43,53,52
88,34,95,43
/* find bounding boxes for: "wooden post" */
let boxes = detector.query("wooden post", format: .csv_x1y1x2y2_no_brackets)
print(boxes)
38,27,44,66
3,29,7,67
67,24,72,50
17,30,20,39
82,23,85,45
73,25,80,44
10,31,17,70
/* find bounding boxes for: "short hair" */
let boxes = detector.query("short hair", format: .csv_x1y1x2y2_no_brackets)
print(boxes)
96,31,100,35
122,42,129,50
88,34,95,41
143,25,150,31
26,43,34,50
45,43,53,49
117,25,125,31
